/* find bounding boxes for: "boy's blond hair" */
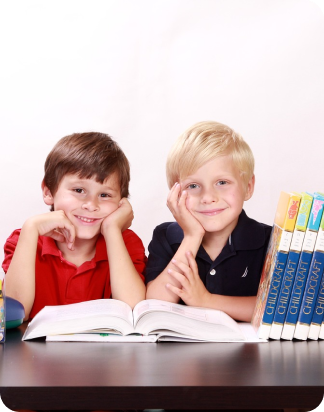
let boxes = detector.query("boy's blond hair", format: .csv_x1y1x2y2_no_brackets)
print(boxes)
166,121,254,188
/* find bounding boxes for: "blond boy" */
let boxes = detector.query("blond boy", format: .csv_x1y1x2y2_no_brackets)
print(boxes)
146,121,271,321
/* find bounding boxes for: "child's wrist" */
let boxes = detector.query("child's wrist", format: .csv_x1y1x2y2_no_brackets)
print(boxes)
183,232,204,245
197,291,214,310
180,234,203,257
22,217,41,236
101,223,122,238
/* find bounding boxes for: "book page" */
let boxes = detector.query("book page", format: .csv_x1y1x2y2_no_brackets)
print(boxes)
46,333,158,342
133,299,237,326
133,299,245,341
133,299,208,324
156,323,267,342
237,323,267,343
156,324,265,342
23,299,134,340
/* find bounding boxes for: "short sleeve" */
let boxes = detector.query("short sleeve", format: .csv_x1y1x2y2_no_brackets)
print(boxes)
2,230,21,273
145,223,178,284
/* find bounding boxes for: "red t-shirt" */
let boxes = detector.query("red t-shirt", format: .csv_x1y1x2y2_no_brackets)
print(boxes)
2,229,147,319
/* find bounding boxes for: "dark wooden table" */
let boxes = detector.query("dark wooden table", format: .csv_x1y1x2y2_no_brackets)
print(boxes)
0,323,323,411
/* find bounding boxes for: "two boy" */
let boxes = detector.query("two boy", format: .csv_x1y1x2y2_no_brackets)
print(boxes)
3,122,270,322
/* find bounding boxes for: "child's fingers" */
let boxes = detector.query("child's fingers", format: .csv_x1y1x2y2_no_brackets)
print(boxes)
185,251,199,277
165,283,185,298
167,268,190,289
167,183,181,210
171,258,194,282
176,190,193,219
50,230,66,243
119,197,131,209
177,189,188,208
55,214,75,240
64,225,75,243
166,183,177,203
57,221,75,249
118,198,134,224
62,228,74,247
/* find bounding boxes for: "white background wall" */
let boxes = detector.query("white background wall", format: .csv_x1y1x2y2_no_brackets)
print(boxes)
1,0,324,255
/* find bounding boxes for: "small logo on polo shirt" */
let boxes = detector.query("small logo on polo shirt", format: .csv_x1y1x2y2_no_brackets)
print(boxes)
242,267,248,277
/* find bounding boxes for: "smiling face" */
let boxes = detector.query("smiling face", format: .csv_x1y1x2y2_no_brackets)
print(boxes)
42,173,122,241
180,155,255,238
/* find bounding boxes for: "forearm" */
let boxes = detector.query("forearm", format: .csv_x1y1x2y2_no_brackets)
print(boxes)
104,228,146,308
5,222,39,320
146,234,203,302
202,293,257,322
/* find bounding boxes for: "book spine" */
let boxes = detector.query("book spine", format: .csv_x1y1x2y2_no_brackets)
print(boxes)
307,220,324,340
281,247,313,340
251,225,279,333
257,239,290,339
308,263,324,340
319,307,324,339
294,247,324,340
269,250,301,339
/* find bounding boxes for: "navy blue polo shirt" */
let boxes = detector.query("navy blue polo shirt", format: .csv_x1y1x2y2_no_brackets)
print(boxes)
145,210,272,297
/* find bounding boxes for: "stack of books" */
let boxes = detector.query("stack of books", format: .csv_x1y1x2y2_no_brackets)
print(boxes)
251,191,324,340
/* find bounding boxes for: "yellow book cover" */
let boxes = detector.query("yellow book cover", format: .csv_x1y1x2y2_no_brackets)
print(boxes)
251,191,301,339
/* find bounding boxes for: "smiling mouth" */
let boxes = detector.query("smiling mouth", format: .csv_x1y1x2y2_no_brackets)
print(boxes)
198,209,225,216
75,215,100,223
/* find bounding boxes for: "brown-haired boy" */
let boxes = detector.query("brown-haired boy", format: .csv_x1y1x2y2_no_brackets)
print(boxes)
3,132,147,320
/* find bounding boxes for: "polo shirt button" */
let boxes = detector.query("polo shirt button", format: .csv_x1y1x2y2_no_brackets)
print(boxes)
210,269,216,275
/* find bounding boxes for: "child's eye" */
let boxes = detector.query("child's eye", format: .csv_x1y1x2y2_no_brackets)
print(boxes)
187,183,199,190
74,188,84,193
100,193,112,198
217,180,227,186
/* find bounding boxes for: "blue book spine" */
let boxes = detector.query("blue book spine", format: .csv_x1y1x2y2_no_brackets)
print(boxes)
306,226,324,340
294,251,324,339
308,259,324,339
261,251,288,328
281,251,313,338
271,251,300,327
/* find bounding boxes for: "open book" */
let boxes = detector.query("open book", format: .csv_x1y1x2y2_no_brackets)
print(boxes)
22,299,264,342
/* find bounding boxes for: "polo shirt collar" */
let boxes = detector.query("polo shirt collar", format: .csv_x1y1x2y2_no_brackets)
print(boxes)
231,209,267,251
41,234,108,262
166,209,267,253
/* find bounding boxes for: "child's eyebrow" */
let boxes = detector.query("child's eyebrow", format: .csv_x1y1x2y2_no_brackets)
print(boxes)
101,185,118,192
181,175,198,182
70,178,119,192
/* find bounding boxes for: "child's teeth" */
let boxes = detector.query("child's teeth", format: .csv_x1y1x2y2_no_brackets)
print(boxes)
79,216,93,222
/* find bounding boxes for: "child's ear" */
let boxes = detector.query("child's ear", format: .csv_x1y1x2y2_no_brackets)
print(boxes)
41,181,54,206
244,175,255,201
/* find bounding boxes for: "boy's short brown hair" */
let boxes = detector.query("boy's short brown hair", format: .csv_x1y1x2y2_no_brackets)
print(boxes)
166,121,255,188
43,132,130,198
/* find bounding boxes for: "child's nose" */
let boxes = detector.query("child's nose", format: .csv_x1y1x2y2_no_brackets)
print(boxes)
201,189,218,204
81,198,99,211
